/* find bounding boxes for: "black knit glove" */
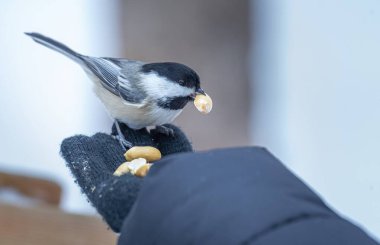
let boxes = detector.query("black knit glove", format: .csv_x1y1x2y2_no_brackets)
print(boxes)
60,123,192,232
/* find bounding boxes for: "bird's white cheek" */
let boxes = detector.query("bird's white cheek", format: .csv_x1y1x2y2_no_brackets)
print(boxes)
140,73,194,98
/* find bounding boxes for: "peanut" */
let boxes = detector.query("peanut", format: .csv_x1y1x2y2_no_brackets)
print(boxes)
124,146,162,162
113,158,152,177
128,158,147,174
134,163,152,177
194,93,213,114
113,162,131,176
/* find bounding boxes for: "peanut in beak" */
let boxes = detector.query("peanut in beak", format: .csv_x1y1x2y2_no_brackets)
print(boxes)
194,93,213,114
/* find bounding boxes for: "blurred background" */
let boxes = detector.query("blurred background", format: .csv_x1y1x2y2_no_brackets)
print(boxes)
0,0,378,243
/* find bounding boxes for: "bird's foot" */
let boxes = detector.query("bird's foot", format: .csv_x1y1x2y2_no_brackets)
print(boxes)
114,120,133,150
153,125,175,137
114,134,133,151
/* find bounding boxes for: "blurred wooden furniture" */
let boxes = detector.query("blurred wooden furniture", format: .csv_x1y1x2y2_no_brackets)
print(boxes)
0,203,117,245
0,172,117,245
0,172,61,206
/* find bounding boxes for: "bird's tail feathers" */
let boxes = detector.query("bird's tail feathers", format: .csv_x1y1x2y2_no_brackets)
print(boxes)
25,32,84,64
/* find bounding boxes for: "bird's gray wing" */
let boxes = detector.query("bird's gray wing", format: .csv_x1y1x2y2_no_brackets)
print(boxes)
82,57,119,94
83,57,147,105
117,73,147,105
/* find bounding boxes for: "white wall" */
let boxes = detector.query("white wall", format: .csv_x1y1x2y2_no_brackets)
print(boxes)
0,0,120,214
250,0,380,240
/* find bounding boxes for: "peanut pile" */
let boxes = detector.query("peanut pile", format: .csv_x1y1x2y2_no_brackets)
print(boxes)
113,146,161,177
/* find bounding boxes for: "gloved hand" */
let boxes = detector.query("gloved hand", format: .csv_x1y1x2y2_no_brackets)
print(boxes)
60,123,192,232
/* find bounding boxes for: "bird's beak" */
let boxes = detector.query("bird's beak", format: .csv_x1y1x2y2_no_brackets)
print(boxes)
196,87,206,95
190,88,206,100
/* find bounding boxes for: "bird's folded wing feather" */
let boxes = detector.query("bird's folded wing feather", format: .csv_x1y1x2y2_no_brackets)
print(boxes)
82,57,147,106
117,73,147,106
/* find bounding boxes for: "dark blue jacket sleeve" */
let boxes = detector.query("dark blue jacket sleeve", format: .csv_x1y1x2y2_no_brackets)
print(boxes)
118,147,378,245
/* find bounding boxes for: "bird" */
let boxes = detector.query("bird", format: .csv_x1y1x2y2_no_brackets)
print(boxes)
25,32,206,149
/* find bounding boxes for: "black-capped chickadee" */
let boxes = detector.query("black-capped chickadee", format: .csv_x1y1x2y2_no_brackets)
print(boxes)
26,32,207,149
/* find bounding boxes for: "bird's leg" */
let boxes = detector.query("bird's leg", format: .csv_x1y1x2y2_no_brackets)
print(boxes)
154,125,175,137
114,120,133,150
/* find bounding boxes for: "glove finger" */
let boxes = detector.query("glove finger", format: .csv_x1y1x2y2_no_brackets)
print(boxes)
92,174,142,232
151,124,193,156
111,122,155,147
61,134,116,192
